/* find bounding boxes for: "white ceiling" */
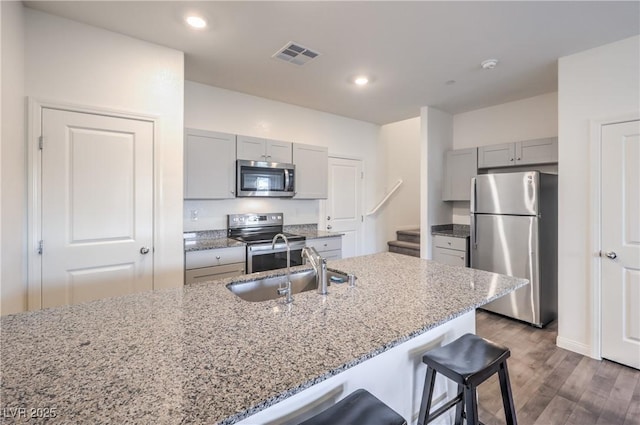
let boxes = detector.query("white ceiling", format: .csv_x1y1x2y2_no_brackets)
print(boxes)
24,1,640,124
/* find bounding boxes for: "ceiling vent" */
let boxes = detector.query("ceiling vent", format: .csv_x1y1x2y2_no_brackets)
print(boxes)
272,42,321,66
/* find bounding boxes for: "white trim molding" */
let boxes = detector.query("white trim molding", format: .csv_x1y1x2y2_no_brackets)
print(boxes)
556,336,593,358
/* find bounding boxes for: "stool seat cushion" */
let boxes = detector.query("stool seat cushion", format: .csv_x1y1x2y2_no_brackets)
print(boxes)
422,333,510,387
298,389,407,425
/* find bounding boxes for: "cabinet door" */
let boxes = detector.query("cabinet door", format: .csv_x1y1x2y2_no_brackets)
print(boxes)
515,137,558,165
477,143,515,168
184,129,236,199
267,140,293,163
293,143,328,199
237,135,267,161
433,247,466,267
443,148,477,201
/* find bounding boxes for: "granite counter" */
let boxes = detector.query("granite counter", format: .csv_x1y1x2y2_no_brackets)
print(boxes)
1,253,526,424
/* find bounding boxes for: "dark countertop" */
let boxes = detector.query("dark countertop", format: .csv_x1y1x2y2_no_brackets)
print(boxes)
0,253,527,424
431,224,471,238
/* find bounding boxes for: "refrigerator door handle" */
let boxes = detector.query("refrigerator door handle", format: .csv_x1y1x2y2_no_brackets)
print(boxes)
470,177,477,251
470,177,476,213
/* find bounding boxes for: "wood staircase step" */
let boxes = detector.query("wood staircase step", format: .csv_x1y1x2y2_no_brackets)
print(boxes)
387,240,420,258
396,229,420,244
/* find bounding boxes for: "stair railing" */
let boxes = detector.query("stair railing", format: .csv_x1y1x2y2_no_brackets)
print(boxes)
366,179,403,216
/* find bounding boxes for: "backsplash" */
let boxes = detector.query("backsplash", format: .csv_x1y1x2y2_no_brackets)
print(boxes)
183,198,320,232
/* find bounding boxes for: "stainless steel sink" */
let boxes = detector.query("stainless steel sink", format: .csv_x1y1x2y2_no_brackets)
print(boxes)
226,269,350,302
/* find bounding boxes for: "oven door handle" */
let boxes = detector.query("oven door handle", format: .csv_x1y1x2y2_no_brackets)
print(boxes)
249,241,306,253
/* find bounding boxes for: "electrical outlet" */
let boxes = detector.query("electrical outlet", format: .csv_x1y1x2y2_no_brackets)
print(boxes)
190,209,198,221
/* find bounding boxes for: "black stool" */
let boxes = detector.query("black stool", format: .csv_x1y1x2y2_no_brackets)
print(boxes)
298,389,407,425
418,333,517,425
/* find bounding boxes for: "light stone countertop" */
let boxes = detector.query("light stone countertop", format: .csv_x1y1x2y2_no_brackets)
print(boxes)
0,253,527,424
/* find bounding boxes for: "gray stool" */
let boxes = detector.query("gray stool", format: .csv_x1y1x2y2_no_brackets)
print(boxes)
418,333,517,425
298,389,407,425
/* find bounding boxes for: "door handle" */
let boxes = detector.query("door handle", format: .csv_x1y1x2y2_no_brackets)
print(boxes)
604,251,617,259
140,247,150,255
327,216,331,220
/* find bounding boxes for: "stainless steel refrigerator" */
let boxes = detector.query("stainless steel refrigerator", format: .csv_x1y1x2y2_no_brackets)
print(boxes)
470,171,557,327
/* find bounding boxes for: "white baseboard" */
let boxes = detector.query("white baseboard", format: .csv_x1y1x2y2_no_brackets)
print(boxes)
556,336,596,358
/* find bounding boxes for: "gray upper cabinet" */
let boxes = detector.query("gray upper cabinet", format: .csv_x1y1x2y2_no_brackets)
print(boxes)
293,143,328,199
184,129,236,199
478,137,558,168
516,137,558,165
477,142,515,168
236,135,292,163
443,148,477,201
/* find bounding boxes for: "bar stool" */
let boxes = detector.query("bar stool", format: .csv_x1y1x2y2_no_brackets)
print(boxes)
298,389,407,425
418,333,517,425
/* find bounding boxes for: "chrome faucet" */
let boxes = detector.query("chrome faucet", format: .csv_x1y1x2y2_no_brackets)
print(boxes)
302,246,328,295
272,233,293,304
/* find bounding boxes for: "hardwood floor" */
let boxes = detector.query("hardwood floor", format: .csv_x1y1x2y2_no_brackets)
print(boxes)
475,310,640,425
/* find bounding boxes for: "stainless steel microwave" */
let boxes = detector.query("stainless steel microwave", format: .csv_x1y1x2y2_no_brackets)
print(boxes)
236,160,295,197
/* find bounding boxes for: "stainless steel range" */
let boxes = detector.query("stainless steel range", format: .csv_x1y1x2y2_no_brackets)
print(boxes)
228,213,306,273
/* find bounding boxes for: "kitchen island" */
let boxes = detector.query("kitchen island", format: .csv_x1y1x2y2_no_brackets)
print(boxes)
1,253,526,424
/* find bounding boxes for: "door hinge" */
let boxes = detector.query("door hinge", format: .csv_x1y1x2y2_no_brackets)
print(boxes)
37,240,43,255
361,215,364,222
361,171,364,179
38,136,43,150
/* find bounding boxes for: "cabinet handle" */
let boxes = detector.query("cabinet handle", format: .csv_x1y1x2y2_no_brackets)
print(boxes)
517,157,521,161
230,190,235,195
510,158,514,162
216,256,221,260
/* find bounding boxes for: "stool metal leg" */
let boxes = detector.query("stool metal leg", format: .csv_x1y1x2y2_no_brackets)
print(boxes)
463,386,479,425
498,362,517,425
454,384,464,425
417,367,436,425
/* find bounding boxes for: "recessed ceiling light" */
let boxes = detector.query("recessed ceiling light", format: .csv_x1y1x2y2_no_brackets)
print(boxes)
481,59,499,70
354,76,369,86
186,16,207,29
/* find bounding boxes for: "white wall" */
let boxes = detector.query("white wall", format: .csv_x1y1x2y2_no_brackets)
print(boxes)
450,92,558,224
421,107,453,259
184,81,385,254
557,35,640,356
1,1,26,315
1,8,185,315
378,117,421,244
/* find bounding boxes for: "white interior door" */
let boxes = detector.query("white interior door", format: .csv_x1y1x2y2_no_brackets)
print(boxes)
325,157,363,258
601,119,640,369
41,108,154,308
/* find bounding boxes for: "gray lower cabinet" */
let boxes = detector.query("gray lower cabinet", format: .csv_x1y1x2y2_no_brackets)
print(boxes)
478,137,558,169
185,246,245,284
306,236,342,260
443,148,477,201
184,129,236,199
432,235,468,267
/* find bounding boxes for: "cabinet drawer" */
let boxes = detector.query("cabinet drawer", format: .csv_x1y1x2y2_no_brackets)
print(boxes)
306,237,342,252
185,246,245,269
185,263,245,284
322,250,342,260
433,235,467,251
433,247,467,267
